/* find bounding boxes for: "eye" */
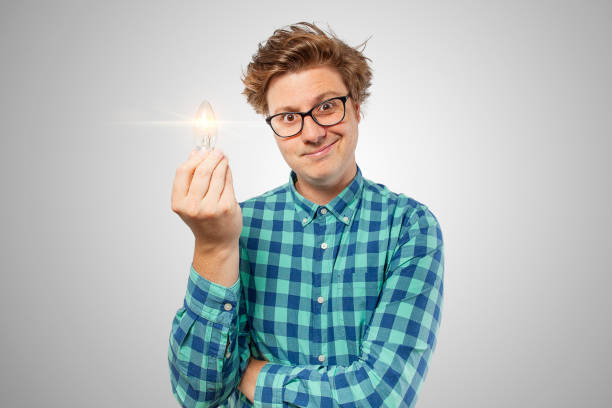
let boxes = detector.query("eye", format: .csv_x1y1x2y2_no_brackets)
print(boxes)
282,113,297,123
319,102,333,111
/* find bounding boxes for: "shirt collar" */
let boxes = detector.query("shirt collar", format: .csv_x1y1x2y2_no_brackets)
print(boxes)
289,165,364,226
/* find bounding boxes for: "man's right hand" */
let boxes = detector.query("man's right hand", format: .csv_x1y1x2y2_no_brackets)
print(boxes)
171,148,242,263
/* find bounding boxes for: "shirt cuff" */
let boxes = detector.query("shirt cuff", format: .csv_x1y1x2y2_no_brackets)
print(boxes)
184,264,241,327
253,362,294,408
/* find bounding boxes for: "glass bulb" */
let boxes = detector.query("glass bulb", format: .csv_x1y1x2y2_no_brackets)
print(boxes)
193,100,217,151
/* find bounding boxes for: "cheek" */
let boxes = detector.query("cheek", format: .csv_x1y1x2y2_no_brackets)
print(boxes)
341,124,358,144
277,141,297,161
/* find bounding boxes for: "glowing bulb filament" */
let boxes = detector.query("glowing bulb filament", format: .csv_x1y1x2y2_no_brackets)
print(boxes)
198,115,210,130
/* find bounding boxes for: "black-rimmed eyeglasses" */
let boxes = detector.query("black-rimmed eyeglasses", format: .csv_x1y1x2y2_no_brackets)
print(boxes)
265,95,350,138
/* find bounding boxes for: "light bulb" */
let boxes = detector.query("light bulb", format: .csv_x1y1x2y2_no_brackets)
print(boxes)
193,100,217,151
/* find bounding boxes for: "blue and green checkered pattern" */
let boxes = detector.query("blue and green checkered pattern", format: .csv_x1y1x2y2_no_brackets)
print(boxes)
168,165,444,407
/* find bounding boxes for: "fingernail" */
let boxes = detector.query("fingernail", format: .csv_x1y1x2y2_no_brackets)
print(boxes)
197,148,208,157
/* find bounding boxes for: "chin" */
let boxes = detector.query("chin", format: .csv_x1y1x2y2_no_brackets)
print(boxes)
302,165,341,184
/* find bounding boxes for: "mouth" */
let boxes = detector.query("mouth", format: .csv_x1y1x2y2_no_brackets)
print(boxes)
303,139,338,157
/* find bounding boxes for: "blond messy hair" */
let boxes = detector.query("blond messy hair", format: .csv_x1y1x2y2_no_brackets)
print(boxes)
241,22,373,116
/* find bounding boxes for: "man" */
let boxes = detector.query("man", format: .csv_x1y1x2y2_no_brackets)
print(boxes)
168,22,444,407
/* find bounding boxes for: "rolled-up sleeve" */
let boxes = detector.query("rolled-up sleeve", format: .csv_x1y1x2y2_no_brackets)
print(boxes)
168,246,252,407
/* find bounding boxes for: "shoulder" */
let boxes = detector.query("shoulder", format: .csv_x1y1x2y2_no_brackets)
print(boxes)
366,178,444,279
361,176,441,230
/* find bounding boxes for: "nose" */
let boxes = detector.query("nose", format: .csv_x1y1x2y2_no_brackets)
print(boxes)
300,115,326,144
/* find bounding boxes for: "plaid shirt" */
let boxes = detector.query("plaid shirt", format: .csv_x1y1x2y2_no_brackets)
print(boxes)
168,165,444,407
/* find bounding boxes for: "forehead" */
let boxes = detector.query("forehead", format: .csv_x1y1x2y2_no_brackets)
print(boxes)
266,65,348,114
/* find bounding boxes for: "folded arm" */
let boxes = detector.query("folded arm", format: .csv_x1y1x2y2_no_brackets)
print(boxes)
250,205,444,408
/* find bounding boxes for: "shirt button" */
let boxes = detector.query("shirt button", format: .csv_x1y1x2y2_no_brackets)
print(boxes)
320,208,328,215
317,296,325,304
320,242,328,250
318,354,326,363
225,351,231,359
302,218,308,224
223,303,233,311
343,216,349,222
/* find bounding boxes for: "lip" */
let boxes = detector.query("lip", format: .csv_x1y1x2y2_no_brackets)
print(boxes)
304,140,338,157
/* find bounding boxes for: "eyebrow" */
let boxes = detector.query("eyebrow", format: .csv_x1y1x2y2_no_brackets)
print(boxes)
272,91,345,115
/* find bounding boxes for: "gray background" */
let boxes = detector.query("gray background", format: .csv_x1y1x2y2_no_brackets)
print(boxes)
1,0,610,406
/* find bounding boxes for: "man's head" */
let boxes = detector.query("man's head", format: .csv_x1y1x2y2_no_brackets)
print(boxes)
242,22,372,198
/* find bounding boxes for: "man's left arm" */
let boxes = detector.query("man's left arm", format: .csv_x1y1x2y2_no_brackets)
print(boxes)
243,204,445,407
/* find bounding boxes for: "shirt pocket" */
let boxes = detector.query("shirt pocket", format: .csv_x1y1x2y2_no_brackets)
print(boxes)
334,266,382,351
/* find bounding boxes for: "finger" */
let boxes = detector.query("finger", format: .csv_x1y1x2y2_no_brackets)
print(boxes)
186,149,225,201
219,161,238,205
172,148,211,198
203,156,228,203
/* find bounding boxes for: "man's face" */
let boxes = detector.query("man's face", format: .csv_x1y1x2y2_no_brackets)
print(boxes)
266,65,360,192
